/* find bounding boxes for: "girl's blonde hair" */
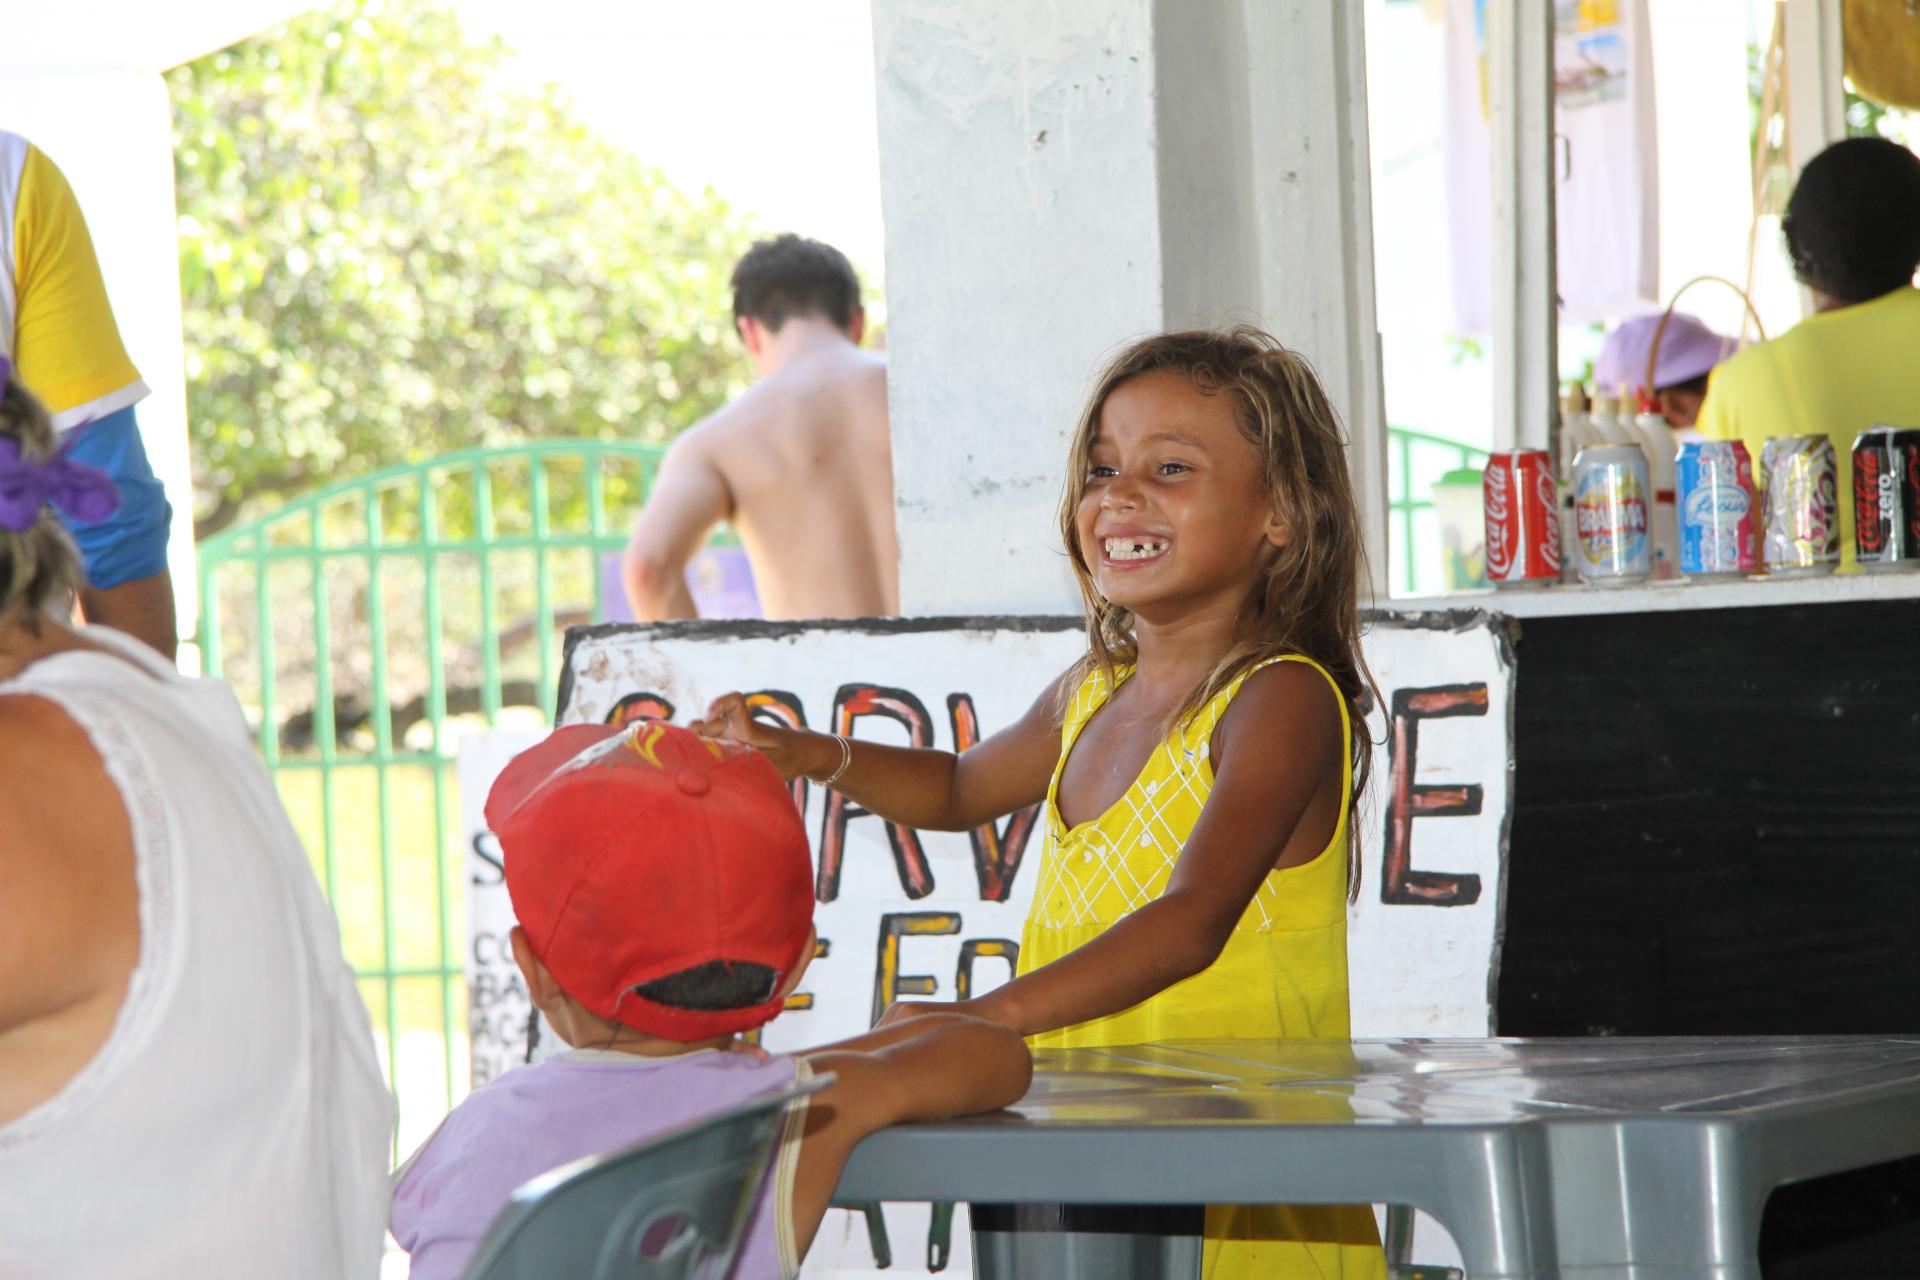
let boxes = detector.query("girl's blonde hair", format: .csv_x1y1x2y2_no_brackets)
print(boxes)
0,377,85,625
1057,326,1379,900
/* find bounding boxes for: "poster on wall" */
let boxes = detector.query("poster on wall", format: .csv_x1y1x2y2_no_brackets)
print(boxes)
464,611,1514,1275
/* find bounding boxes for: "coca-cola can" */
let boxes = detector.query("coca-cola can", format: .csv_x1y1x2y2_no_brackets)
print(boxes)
1759,434,1840,576
1851,425,1920,571
1676,440,1757,579
1482,449,1561,588
1573,444,1653,586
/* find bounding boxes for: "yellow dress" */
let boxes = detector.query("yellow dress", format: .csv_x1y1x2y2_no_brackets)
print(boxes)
1020,653,1387,1280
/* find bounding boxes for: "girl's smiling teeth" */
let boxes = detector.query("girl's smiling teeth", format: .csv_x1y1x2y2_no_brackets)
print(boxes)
1104,536,1170,561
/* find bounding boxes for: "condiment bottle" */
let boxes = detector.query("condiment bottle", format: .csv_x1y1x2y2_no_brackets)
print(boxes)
1635,391,1678,579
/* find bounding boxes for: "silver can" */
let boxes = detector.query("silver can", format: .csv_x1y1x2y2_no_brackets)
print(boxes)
1572,444,1653,586
1759,434,1840,577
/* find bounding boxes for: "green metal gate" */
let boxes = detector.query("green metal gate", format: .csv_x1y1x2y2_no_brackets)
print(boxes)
196,440,674,1152
1386,425,1489,595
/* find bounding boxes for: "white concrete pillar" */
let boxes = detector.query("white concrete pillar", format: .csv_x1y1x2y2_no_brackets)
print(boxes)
874,0,1387,615
1235,2,1388,593
1484,0,1557,454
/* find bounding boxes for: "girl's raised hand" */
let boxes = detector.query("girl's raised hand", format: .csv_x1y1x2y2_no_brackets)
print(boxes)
689,692,827,781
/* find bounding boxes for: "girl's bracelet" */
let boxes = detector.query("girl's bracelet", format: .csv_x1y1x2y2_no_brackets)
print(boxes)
809,733,853,788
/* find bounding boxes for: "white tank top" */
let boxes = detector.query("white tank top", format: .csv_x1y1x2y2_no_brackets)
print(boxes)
0,630,392,1278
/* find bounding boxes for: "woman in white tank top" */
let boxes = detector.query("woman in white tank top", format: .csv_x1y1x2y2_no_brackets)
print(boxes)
0,368,391,1277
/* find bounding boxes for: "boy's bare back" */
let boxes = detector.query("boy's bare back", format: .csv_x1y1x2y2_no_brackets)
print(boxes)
698,342,898,619
623,234,899,622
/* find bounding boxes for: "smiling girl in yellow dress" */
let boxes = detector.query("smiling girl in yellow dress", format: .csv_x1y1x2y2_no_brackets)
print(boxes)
699,326,1387,1278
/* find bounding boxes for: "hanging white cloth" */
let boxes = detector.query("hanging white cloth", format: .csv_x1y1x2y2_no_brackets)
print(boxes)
1445,0,1661,333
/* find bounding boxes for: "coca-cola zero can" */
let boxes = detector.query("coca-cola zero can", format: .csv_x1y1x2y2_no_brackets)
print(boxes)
1851,425,1920,571
1482,448,1561,588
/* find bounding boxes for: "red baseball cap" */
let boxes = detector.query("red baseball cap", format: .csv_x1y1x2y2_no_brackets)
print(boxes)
484,720,814,1040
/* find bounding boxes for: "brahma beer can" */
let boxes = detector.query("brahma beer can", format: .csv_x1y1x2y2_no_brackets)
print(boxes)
1759,434,1839,577
1482,448,1560,588
1851,425,1920,572
1676,440,1757,579
1572,444,1652,586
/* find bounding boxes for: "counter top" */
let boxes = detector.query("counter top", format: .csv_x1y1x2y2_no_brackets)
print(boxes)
1394,566,1920,618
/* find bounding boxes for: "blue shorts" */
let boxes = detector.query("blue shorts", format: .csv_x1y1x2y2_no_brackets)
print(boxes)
61,405,173,589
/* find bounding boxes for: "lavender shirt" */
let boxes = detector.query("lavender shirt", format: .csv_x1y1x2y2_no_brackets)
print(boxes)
391,1048,806,1280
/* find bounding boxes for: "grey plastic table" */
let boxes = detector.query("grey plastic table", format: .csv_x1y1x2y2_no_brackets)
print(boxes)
836,1036,1920,1279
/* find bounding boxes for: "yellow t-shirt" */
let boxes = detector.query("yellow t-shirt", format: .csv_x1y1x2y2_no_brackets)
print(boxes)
0,130,146,430
1694,286,1920,571
1021,654,1385,1280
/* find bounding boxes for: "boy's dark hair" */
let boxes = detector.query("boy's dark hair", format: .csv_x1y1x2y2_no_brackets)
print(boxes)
630,960,780,1012
1782,137,1920,305
731,234,861,333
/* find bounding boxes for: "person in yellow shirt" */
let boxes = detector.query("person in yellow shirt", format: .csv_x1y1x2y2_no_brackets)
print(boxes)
2,130,175,655
1695,136,1920,571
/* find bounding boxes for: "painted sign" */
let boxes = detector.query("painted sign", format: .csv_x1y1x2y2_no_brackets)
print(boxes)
544,612,1513,1044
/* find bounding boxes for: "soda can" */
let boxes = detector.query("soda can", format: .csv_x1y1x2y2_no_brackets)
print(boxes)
1851,425,1920,571
1482,448,1561,588
1898,428,1920,561
1676,439,1757,579
1573,444,1653,586
1759,434,1840,576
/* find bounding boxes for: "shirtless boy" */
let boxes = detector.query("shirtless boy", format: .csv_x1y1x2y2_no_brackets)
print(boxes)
622,235,898,620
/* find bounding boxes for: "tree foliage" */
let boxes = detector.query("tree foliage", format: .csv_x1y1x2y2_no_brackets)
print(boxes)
170,0,757,538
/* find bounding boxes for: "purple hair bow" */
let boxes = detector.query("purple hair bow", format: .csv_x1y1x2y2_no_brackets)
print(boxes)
0,357,122,532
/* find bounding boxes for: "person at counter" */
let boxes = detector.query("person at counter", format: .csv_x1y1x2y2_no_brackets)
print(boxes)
1694,136,1920,569
1595,312,1738,429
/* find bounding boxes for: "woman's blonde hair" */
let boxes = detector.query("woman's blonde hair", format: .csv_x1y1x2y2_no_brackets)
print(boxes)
0,377,85,625
1057,326,1379,900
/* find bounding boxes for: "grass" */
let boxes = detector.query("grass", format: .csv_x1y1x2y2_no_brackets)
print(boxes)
276,754,473,1157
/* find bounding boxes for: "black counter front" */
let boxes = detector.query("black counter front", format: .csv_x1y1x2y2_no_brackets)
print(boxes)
1497,595,1920,1036
1493,593,1920,1274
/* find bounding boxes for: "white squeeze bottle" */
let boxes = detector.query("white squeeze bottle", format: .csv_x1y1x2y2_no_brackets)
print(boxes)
1634,391,1678,580
1558,385,1591,581
1589,392,1624,444
1558,385,1592,479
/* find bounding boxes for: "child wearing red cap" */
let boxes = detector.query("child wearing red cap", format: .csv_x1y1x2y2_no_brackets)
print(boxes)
389,720,1030,1280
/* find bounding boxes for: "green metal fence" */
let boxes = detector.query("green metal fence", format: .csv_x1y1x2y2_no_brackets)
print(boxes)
196,439,684,1152
1385,424,1489,596
194,427,1477,1151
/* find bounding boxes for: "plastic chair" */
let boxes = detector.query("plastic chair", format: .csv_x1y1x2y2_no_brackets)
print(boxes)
463,1074,833,1280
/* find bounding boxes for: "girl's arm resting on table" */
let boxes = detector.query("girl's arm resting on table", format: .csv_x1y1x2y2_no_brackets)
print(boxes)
691,669,1073,832
904,661,1342,1037
786,1015,1034,1257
